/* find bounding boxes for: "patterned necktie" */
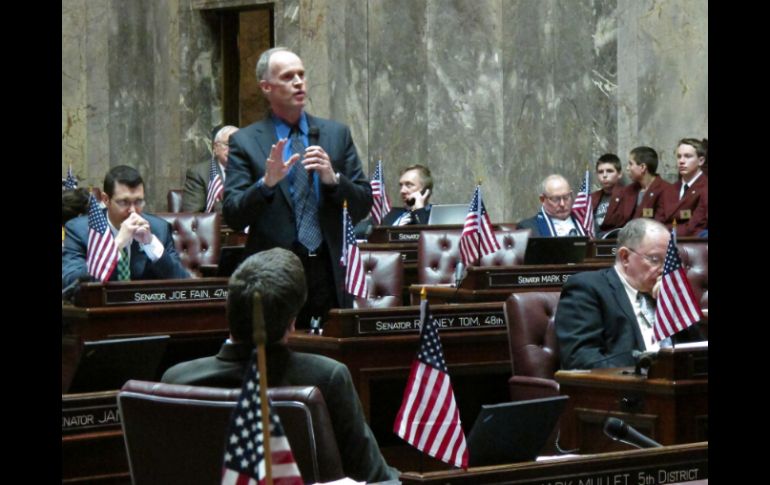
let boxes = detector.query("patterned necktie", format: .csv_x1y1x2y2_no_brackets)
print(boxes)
290,127,323,252
118,247,131,281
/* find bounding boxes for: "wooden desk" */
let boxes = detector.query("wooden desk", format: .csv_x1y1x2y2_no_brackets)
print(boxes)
555,346,708,454
288,303,512,451
399,442,708,484
410,261,612,304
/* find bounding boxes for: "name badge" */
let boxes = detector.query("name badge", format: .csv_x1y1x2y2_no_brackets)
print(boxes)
642,208,654,218
679,209,692,220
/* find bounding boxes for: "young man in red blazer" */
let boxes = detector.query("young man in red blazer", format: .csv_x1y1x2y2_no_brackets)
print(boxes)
662,138,708,237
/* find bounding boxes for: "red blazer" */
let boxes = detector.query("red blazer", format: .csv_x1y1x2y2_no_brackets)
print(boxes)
590,185,626,231
663,174,708,236
602,176,673,228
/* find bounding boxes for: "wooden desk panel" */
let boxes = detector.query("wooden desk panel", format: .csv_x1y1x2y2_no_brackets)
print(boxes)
398,442,707,484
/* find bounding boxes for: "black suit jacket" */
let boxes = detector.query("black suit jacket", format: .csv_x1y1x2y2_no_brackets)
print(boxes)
382,206,431,225
161,343,398,483
62,211,190,287
222,114,372,305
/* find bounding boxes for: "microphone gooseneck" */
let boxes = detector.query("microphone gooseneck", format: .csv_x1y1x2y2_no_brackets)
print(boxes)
603,417,662,449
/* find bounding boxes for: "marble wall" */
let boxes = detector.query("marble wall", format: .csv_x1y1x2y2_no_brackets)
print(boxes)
62,0,707,220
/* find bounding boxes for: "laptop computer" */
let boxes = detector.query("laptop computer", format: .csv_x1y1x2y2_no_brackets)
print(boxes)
523,236,589,265
217,245,245,277
66,335,170,393
467,395,568,466
426,204,469,225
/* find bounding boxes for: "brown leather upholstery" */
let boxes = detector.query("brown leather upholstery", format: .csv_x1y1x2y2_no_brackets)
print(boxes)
118,380,344,485
503,292,562,401
156,212,221,277
167,189,184,213
417,228,530,284
678,241,708,311
354,250,404,308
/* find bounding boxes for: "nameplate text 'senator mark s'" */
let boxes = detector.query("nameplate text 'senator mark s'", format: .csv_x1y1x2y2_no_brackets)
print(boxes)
488,271,578,288
357,310,505,335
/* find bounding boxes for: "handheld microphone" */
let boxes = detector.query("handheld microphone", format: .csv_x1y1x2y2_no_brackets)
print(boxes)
308,126,320,145
603,417,662,449
453,262,465,288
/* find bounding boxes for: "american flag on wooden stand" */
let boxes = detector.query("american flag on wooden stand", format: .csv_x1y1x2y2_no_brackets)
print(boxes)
459,184,500,266
340,201,368,298
221,355,303,485
64,165,78,189
369,160,391,224
653,228,703,342
86,193,119,282
206,159,224,213
571,170,594,237
394,292,469,469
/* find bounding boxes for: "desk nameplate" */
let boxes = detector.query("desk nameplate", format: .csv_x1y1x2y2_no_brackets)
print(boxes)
487,270,579,288
357,308,505,335
103,283,228,305
62,391,120,434
592,241,617,258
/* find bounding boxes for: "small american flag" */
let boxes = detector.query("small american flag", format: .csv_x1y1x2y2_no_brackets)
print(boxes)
653,230,703,342
64,165,78,189
221,356,303,485
206,159,224,213
340,203,368,298
459,185,500,266
571,170,594,237
86,193,119,282
394,298,469,469
369,160,391,225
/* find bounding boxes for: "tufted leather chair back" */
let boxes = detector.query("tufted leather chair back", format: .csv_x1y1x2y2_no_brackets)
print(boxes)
677,241,708,311
503,291,562,401
118,380,345,485
354,251,404,308
156,212,221,277
167,189,184,213
417,228,530,284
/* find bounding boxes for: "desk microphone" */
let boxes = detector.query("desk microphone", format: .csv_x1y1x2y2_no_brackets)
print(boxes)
603,417,662,449
453,262,466,288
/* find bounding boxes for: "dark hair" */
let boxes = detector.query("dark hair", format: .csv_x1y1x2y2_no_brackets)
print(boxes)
103,165,144,197
62,188,91,224
400,164,434,192
596,153,621,172
629,146,659,175
226,248,307,345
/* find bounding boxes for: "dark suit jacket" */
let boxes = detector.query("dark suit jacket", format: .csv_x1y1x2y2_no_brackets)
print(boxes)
62,211,190,287
381,206,431,226
517,212,585,237
182,159,224,213
555,267,703,369
161,343,398,483
222,114,372,306
662,175,708,237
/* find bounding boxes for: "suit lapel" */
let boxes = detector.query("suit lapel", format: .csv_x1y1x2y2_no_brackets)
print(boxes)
604,268,645,349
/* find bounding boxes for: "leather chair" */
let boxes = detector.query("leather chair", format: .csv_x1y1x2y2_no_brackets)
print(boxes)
503,291,562,401
354,250,404,308
118,380,344,485
677,241,708,312
167,189,184,213
156,212,221,278
417,228,530,284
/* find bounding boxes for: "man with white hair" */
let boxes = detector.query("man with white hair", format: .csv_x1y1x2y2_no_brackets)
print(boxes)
182,125,239,213
517,174,586,237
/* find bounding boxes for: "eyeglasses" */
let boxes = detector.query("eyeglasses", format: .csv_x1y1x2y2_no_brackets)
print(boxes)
543,192,573,204
627,247,663,267
112,199,145,209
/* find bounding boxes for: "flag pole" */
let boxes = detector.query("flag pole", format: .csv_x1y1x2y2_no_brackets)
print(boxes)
252,292,274,485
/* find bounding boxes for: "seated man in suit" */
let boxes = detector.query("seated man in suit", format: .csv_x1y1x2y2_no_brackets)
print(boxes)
555,218,702,369
161,247,399,483
62,165,190,287
182,125,239,213
517,174,587,237
383,164,433,225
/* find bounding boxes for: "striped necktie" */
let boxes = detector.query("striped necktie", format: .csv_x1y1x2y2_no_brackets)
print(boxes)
118,247,131,281
290,127,323,252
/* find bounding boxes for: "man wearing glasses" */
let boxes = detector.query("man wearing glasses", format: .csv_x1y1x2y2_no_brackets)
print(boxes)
555,218,701,369
62,165,189,287
517,174,587,237
182,125,239,213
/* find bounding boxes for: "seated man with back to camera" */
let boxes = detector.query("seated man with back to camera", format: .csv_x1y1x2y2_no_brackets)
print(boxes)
161,247,399,483
554,218,703,369
62,165,190,287
517,174,587,237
